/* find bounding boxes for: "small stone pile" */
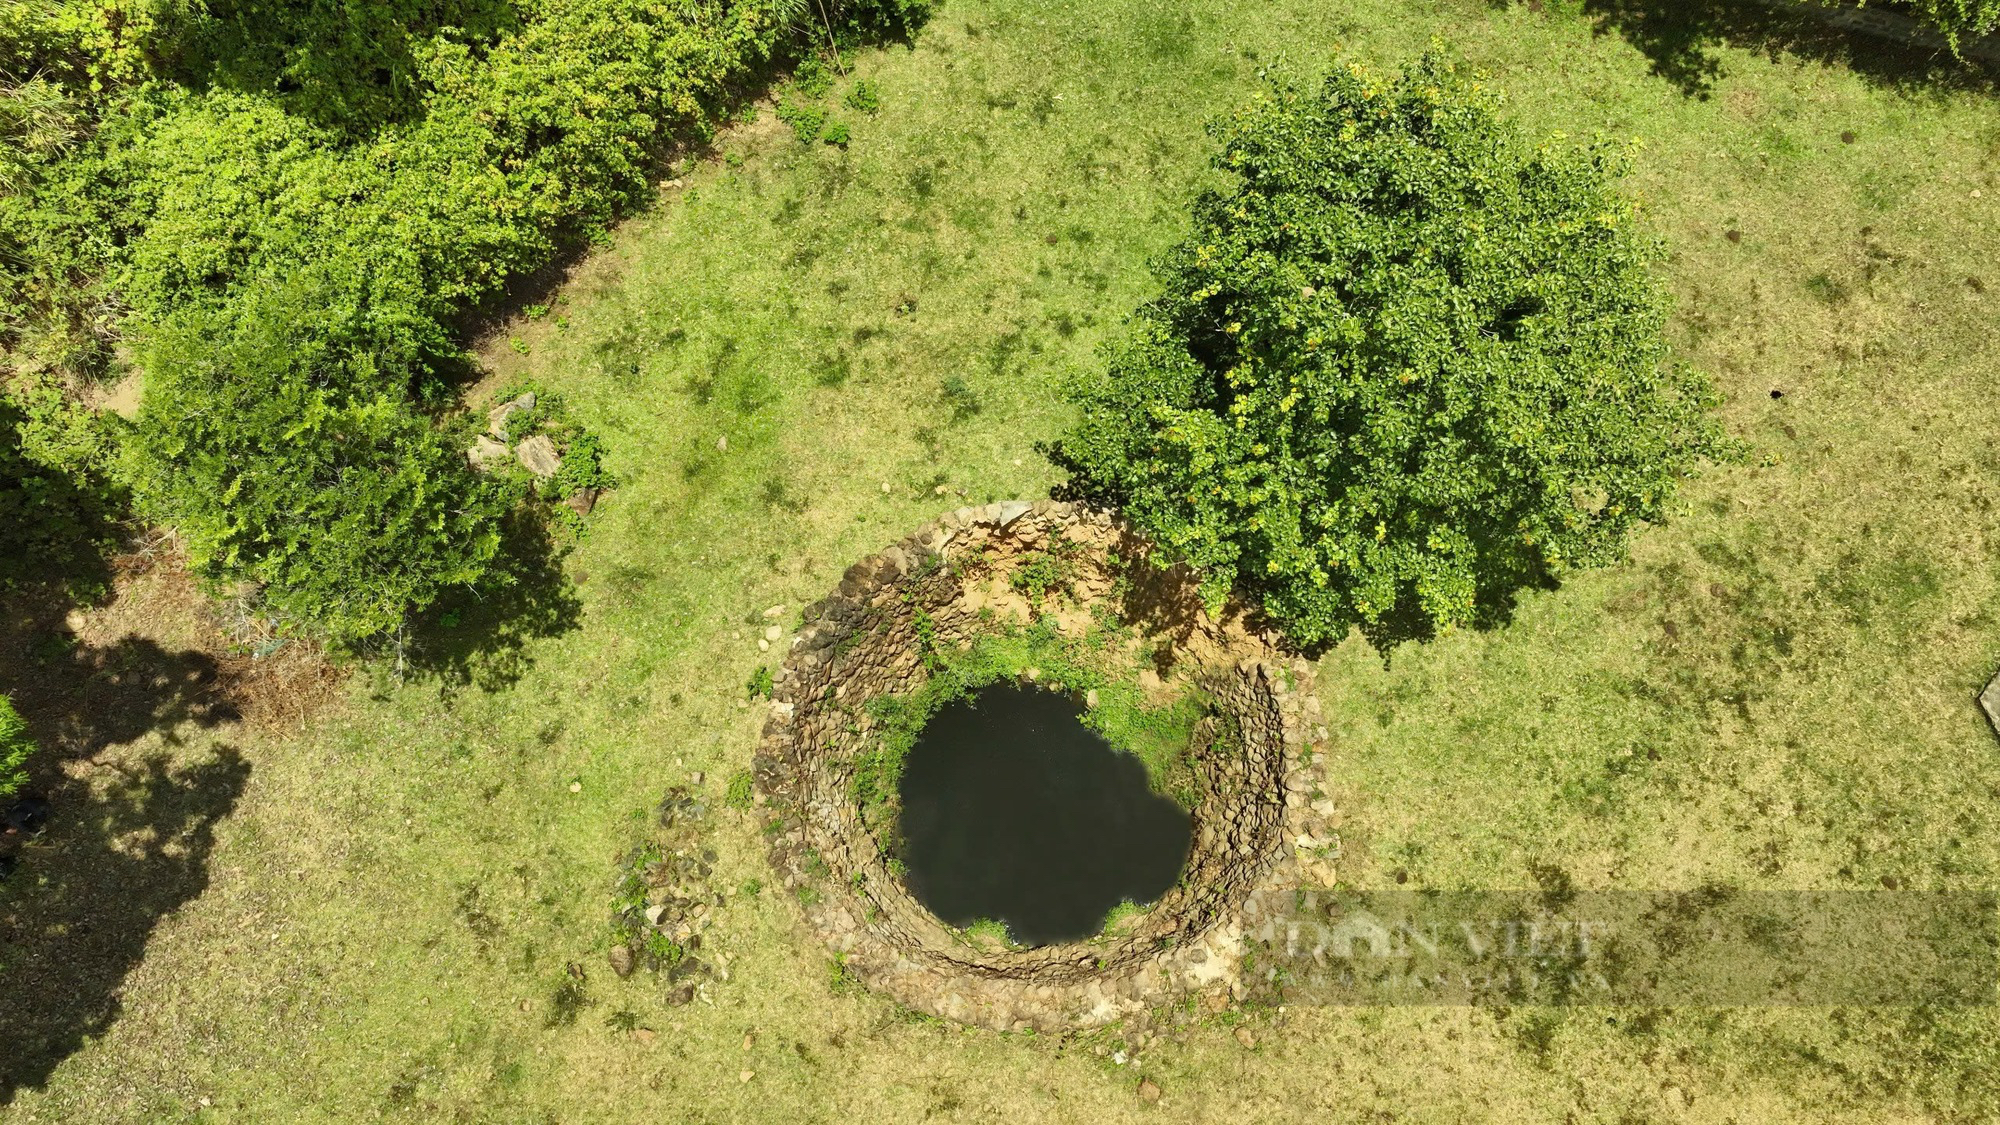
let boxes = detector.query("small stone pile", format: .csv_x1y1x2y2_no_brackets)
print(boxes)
608,786,728,1006
469,393,556,474
467,391,604,515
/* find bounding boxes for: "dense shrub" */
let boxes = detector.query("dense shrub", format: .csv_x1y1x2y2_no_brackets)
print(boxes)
1840,0,2000,49
1,0,931,643
0,694,31,800
0,373,122,590
1055,53,1727,648
131,271,517,646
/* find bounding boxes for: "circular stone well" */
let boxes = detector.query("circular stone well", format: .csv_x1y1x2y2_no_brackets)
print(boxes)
753,501,1340,1030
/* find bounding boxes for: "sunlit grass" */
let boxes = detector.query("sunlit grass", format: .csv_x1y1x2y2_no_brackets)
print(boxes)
13,1,2000,1120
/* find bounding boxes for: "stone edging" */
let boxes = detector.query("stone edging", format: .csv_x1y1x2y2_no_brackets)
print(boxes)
751,501,1340,1030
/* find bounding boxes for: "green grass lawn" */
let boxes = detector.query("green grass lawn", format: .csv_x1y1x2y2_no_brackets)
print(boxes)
10,0,2000,1120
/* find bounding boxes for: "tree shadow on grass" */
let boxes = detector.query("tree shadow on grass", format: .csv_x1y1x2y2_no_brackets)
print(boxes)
0,579,247,756
402,511,584,695
0,584,252,1105
0,746,249,1104
1558,0,1997,99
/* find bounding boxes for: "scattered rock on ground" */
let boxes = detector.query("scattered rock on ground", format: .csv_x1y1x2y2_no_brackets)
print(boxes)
516,433,561,478
565,487,600,516
611,786,728,1000
488,392,535,437
468,435,511,470
1138,1079,1161,1103
1234,1026,1255,1049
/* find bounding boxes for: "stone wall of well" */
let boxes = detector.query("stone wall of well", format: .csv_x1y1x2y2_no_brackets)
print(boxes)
752,501,1339,1030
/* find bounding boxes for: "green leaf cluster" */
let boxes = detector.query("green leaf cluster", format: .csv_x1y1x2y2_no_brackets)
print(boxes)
1827,1,2000,51
1055,52,1727,647
0,694,32,801
0,372,123,591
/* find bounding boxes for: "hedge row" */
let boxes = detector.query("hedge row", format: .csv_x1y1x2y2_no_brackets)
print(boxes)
1,0,926,643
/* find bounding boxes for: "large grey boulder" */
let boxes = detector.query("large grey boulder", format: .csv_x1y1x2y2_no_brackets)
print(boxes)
516,433,561,478
467,435,511,471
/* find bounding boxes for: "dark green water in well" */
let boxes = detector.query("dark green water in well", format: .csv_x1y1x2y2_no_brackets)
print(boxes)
896,683,1191,946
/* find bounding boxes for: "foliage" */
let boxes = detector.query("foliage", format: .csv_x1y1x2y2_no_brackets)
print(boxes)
745,665,773,699
844,77,880,113
1830,0,2000,50
0,0,931,643
1055,53,1727,648
1007,539,1079,605
1099,899,1147,933
958,917,1019,948
1008,551,1067,604
824,0,932,41
0,372,123,590
724,769,755,809
0,694,31,800
826,953,862,993
129,273,518,646
489,381,617,529
776,97,826,143
792,53,836,98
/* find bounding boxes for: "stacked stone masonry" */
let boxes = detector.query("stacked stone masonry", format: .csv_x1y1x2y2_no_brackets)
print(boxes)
753,501,1339,1030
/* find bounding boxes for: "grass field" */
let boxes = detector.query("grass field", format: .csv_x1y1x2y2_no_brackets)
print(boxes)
7,0,2000,1120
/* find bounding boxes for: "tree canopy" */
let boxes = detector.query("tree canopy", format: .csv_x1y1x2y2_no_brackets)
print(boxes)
1055,53,1727,648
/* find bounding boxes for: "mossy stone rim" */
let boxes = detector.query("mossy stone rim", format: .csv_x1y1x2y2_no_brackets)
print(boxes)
752,502,1333,1030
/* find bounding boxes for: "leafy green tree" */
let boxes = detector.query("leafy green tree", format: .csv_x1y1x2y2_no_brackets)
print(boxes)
1832,0,1999,51
131,270,517,646
1056,53,1726,648
0,694,31,800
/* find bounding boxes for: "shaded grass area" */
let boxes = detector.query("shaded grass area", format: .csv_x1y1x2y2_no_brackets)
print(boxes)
5,0,2000,1121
